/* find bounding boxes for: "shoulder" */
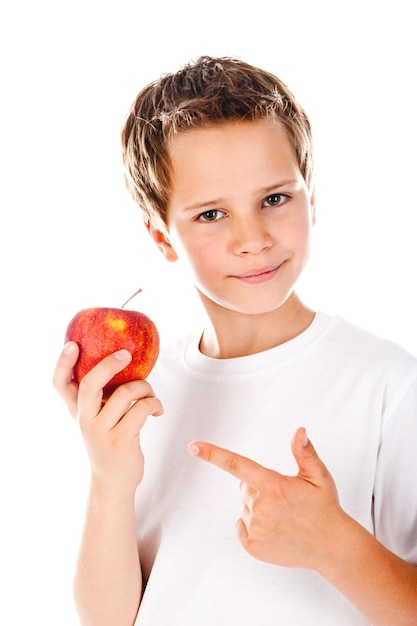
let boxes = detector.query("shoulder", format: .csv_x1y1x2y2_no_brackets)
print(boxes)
319,313,417,374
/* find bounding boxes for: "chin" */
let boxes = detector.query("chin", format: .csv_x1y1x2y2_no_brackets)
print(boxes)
219,299,291,317
198,285,296,317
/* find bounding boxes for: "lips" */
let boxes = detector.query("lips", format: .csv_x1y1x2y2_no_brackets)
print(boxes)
233,264,282,284
237,265,280,278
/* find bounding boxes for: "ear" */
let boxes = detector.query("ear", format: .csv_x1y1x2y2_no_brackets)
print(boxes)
146,220,178,262
310,189,316,225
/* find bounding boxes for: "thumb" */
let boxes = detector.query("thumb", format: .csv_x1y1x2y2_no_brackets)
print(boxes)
291,427,330,483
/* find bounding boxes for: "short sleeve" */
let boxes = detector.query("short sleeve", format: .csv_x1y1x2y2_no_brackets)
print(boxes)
373,369,417,564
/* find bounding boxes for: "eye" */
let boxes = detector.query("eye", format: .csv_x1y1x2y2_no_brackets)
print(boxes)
196,209,226,222
262,193,289,207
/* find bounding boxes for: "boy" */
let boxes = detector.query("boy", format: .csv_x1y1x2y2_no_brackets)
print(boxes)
53,56,417,625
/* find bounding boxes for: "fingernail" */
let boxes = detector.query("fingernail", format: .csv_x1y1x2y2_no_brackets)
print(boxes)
114,349,131,360
188,443,200,456
303,430,309,447
63,342,76,355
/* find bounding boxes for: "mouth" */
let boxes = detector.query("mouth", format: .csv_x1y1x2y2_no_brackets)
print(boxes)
233,264,282,284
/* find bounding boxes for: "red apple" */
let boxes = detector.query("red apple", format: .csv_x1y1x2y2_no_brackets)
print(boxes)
65,307,159,398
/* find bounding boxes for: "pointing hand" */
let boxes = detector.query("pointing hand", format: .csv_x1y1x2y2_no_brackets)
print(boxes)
188,428,345,570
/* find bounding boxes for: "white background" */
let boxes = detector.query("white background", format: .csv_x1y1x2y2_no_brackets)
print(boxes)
1,1,416,624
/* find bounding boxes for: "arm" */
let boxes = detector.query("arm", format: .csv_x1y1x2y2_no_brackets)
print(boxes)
188,429,417,625
317,511,417,626
74,482,141,626
53,343,163,626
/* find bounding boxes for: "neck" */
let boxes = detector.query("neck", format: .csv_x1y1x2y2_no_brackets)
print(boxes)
198,292,315,359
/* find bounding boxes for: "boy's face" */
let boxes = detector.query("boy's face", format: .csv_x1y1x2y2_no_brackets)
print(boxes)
152,118,315,318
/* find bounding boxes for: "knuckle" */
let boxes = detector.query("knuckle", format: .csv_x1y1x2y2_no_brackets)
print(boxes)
101,355,122,377
240,527,258,552
136,395,161,415
78,374,96,395
264,471,281,495
250,498,262,516
135,380,154,396
113,383,135,402
114,380,155,403
224,453,240,475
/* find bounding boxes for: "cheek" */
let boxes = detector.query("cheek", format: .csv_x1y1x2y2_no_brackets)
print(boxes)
287,213,313,251
171,235,221,280
190,246,221,280
279,224,312,274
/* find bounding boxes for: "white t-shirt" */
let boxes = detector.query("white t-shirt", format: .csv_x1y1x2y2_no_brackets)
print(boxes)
134,312,417,625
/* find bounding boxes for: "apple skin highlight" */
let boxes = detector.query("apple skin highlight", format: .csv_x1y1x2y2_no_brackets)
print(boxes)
65,307,160,398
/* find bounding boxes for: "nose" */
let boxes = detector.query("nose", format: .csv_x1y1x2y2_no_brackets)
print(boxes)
231,213,273,255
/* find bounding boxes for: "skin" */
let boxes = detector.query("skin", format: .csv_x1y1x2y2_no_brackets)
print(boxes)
54,344,163,625
54,118,417,625
152,118,316,358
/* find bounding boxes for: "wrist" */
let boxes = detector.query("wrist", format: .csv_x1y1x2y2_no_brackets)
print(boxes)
314,510,375,581
89,474,138,504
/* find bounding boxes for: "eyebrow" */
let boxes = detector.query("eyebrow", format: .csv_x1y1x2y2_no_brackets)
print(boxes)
181,180,299,213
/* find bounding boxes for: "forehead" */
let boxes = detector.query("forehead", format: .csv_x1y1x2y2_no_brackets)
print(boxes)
167,118,301,188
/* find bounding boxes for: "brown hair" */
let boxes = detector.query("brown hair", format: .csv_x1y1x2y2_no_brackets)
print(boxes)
121,56,314,229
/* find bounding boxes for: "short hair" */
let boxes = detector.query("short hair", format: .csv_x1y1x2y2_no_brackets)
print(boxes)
121,56,314,228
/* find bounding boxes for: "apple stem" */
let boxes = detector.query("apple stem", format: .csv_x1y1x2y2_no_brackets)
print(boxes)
121,288,143,309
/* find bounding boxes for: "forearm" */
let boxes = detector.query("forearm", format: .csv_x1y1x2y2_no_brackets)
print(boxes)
319,513,417,625
74,481,142,626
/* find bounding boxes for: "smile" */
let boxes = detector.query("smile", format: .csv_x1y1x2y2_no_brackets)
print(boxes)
233,265,282,285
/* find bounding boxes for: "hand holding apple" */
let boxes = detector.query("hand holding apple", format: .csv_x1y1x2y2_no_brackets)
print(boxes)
65,305,159,399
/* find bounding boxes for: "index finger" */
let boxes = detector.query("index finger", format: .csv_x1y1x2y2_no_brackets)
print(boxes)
188,441,269,488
